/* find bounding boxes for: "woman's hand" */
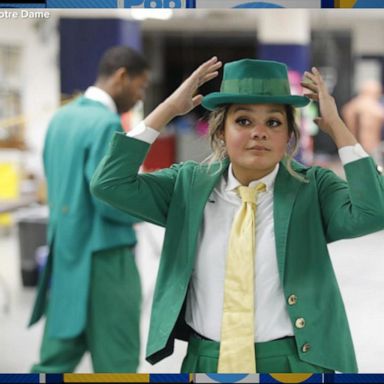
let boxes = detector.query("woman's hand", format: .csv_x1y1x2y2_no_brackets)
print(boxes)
301,67,357,147
144,57,222,132
301,67,341,136
165,56,223,116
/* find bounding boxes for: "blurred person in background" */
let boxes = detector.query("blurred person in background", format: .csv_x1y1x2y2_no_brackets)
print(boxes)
342,80,384,156
28,46,149,373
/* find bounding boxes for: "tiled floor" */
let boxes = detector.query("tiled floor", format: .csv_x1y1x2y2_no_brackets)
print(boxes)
1,222,384,373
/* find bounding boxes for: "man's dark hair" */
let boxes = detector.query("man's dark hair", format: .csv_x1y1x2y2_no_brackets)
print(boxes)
97,46,149,78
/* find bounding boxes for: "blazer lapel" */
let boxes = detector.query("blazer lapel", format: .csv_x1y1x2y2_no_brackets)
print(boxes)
274,162,303,283
187,159,229,266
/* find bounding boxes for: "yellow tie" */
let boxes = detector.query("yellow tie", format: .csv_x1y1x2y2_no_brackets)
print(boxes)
218,183,266,373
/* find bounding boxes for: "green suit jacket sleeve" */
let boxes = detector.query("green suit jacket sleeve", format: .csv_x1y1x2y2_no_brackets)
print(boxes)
86,122,141,225
91,133,181,227
314,158,384,242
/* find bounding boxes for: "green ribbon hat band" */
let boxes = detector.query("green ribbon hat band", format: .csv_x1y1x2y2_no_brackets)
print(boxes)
221,78,291,96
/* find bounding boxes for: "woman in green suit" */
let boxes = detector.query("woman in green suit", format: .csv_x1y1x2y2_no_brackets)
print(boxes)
91,57,384,373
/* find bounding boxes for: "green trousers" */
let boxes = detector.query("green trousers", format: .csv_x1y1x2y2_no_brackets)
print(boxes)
181,335,333,373
31,246,142,373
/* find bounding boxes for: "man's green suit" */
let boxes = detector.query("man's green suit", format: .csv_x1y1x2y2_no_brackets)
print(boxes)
29,98,141,372
91,132,384,373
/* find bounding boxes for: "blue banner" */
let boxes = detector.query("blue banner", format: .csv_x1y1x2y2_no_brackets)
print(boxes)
193,1,320,8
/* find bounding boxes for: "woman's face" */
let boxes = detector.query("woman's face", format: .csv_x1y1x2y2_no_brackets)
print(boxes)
223,103,290,185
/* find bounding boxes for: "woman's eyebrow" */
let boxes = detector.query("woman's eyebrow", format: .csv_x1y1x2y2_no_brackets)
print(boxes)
231,106,285,115
267,109,285,116
231,106,254,113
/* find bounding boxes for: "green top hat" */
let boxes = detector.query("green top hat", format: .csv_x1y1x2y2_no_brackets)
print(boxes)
202,59,310,111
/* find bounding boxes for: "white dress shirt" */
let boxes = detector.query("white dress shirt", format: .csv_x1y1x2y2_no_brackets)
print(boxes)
127,121,369,341
185,163,295,342
84,86,117,114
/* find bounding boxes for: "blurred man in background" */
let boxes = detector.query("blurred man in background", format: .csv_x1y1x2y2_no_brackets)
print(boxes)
342,80,384,156
29,46,149,373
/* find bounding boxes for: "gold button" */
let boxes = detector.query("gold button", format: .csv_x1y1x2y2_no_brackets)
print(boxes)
62,205,69,214
302,343,311,353
295,317,306,329
288,294,297,305
377,165,383,174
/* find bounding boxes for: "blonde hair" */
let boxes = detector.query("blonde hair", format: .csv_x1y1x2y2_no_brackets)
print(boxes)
204,104,307,182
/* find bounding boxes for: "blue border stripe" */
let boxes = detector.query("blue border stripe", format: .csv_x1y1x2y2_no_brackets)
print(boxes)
0,2,46,5
150,374,190,383
321,0,334,7
325,374,384,383
46,374,63,383
0,375,40,383
260,374,323,383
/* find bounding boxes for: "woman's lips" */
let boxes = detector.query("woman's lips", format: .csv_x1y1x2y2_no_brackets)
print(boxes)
247,145,270,151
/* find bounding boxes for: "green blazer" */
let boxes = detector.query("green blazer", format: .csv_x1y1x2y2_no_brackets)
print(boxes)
91,132,384,372
29,97,138,338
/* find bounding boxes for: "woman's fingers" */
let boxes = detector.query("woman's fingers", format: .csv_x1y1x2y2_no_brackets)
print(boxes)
302,70,319,91
194,57,221,77
301,80,317,93
311,67,323,81
200,71,220,85
304,92,319,101
201,56,222,72
192,94,204,107
193,57,222,85
310,67,329,92
302,67,331,101
304,70,317,82
305,67,323,83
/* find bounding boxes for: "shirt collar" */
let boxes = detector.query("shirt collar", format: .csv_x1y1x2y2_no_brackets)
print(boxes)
84,86,117,114
225,162,279,193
